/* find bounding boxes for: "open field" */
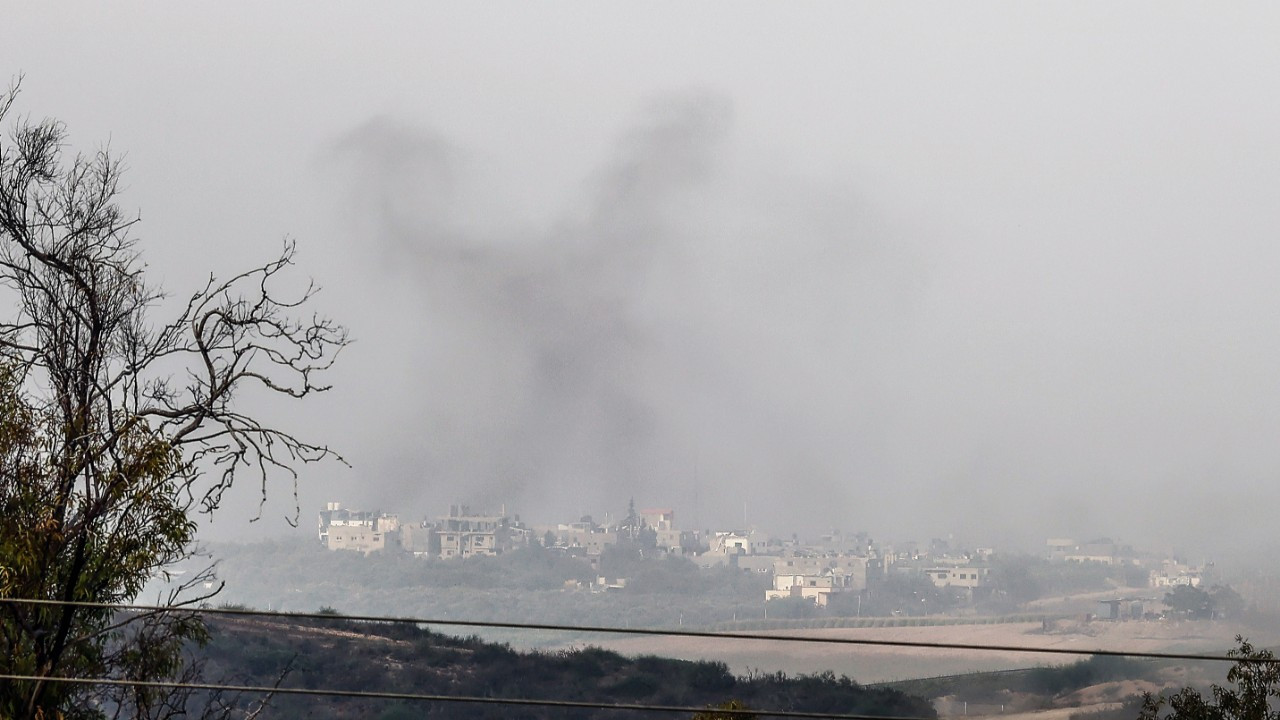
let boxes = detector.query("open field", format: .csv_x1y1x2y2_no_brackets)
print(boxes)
554,619,1267,684
983,706,1118,720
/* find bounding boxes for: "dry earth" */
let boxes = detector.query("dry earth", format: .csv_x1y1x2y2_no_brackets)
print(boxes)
556,619,1264,684
982,707,1117,720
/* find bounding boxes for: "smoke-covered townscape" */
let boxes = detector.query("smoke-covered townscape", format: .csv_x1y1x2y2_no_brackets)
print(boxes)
6,4,1280,719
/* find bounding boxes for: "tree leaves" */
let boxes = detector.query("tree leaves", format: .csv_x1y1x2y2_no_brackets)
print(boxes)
0,80,346,719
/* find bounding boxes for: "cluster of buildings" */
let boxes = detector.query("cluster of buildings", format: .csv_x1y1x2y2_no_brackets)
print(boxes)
1045,537,1218,588
316,504,1218,610
319,502,704,560
316,502,1001,607
318,502,522,558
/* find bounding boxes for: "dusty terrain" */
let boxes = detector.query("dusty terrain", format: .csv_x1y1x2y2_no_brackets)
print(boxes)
558,619,1262,684
984,707,1118,720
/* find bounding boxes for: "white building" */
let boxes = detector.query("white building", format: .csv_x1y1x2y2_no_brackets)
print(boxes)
318,502,400,553
923,566,989,589
766,569,856,607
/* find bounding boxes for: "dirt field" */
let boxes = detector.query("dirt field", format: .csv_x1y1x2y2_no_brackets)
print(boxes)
555,619,1264,684
985,706,1117,720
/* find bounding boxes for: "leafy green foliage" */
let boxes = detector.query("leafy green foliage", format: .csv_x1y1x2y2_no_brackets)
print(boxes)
998,555,1118,594
1211,586,1247,620
859,574,963,617
765,596,823,619
0,357,205,719
987,557,1044,606
1164,586,1214,619
692,699,757,719
1023,655,1149,697
1138,638,1280,720
0,83,345,718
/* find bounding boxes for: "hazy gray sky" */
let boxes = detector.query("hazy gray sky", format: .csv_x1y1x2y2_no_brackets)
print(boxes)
6,3,1280,555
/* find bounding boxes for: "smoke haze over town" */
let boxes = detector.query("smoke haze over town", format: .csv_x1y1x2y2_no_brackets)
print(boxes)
8,3,1280,558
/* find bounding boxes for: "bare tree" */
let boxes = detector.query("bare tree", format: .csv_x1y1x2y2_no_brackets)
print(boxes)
0,80,347,718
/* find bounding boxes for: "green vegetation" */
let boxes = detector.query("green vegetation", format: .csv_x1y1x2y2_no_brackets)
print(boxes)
984,554,1148,611
207,541,1223,639
0,84,345,718
857,573,968,617
1163,585,1246,621
203,539,772,635
692,699,757,719
1137,638,1278,720
195,613,937,719
883,654,1160,702
1164,586,1215,619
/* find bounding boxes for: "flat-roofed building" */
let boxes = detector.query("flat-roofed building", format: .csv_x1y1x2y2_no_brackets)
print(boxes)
923,566,989,589
766,569,856,607
318,502,400,553
436,505,516,559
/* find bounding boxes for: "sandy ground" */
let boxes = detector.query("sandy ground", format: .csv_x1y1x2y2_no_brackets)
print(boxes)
979,706,1115,720
554,619,1262,684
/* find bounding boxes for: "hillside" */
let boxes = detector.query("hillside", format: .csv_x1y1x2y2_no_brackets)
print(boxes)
191,613,938,719
569,617,1266,683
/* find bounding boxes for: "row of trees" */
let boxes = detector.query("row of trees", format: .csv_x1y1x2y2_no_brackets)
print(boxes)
0,82,347,718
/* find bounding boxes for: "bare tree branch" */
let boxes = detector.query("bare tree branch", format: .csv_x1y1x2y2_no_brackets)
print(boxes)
0,80,346,719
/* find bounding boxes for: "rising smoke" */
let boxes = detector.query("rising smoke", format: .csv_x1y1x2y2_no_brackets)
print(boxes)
320,91,923,534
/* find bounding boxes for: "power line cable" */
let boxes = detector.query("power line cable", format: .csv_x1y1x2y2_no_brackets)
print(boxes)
0,673,935,719
864,659,1169,689
0,597,1262,664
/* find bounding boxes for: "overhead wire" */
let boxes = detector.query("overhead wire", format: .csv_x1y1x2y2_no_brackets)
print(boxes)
0,597,1263,664
0,672,937,719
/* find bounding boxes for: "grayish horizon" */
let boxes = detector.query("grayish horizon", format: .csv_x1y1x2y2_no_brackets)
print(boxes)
5,2,1280,559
